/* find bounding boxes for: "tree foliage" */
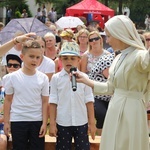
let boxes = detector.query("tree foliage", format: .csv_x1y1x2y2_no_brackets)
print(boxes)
0,0,149,27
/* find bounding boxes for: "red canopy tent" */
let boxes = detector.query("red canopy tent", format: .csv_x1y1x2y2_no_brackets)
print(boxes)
65,0,114,29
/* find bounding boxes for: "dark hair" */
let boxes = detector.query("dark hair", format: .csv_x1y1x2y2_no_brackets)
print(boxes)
6,54,22,65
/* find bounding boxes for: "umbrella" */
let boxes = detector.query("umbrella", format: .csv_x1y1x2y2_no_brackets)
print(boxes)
55,16,84,29
0,17,51,44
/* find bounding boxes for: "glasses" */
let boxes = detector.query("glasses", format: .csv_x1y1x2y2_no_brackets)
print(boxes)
89,37,100,42
79,36,88,38
146,38,150,41
7,63,20,68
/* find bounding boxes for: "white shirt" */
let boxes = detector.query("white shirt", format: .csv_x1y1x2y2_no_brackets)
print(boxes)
37,56,55,85
37,56,55,74
4,69,49,122
49,69,94,126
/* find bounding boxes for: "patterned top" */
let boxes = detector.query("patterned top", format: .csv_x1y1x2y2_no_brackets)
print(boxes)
86,50,114,101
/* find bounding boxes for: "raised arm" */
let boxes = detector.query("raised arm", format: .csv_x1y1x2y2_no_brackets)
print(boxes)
0,32,36,57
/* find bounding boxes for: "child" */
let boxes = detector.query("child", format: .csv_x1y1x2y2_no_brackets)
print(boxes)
6,54,22,73
0,54,22,150
49,41,96,150
3,40,49,150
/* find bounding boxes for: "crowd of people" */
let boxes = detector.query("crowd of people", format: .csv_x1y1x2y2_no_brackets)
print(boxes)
0,13,150,150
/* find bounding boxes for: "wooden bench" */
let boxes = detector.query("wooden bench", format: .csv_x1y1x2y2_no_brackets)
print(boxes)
7,135,100,150
7,113,150,150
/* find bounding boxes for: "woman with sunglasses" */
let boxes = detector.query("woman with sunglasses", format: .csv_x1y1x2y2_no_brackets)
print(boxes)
75,15,150,150
80,30,114,136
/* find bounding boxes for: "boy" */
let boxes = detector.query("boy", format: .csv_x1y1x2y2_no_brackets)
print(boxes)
3,40,49,150
6,54,22,73
0,54,22,150
49,41,96,150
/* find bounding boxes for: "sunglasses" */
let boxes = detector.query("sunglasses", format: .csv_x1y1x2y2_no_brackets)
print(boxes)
89,37,100,42
7,63,21,68
146,38,150,41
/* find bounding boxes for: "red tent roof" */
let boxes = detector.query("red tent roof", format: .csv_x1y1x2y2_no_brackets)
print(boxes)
66,0,114,17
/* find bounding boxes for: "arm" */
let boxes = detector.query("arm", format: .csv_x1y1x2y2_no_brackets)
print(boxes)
49,103,57,137
54,58,59,73
102,68,109,78
86,102,96,140
0,104,4,123
45,73,54,81
80,53,88,73
39,95,49,138
0,32,36,57
4,94,13,136
75,72,94,88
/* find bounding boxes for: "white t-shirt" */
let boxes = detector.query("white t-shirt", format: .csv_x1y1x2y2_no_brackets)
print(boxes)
37,56,55,85
4,69,49,122
37,56,55,74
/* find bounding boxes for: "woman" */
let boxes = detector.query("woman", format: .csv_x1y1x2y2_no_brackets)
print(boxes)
44,32,58,60
80,30,114,135
76,29,89,55
75,15,150,150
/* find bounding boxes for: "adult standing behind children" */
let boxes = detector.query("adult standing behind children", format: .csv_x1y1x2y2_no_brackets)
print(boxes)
44,32,58,60
80,30,114,135
74,15,150,150
49,41,96,150
3,40,49,150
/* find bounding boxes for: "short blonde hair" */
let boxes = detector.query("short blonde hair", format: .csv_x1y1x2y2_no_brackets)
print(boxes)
44,32,56,40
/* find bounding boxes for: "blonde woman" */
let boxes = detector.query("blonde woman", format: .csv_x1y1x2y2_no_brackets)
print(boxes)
80,30,114,135
76,29,89,56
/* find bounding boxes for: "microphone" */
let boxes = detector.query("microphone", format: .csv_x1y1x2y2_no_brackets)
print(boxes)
70,67,77,91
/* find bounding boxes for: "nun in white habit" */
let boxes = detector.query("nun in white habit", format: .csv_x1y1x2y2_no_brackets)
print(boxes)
75,15,150,150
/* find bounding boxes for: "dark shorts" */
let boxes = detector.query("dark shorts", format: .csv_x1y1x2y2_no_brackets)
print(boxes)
56,123,90,150
11,121,44,150
94,98,109,129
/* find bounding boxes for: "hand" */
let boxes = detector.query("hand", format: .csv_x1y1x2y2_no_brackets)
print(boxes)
15,32,36,43
72,71,87,84
4,122,11,137
49,124,58,137
39,123,47,138
88,123,96,140
73,71,94,88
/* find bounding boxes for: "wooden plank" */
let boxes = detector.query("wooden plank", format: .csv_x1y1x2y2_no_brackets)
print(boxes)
7,135,101,150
